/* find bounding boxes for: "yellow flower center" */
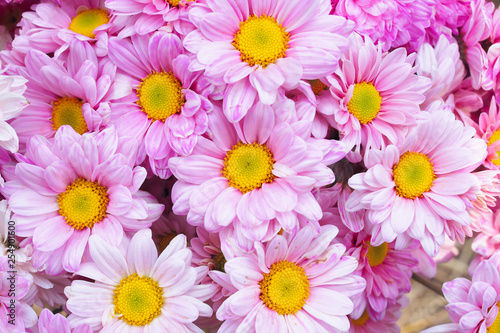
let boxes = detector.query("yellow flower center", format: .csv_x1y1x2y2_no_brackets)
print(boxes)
351,310,370,326
137,71,185,122
347,82,382,124
222,142,275,194
232,15,290,67
366,242,389,267
58,178,109,230
113,274,164,327
68,8,109,38
393,152,436,199
259,261,310,315
308,79,329,95
488,304,500,333
488,130,500,166
168,0,194,6
51,97,88,135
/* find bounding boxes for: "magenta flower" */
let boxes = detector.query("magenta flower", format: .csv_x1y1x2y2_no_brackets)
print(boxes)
108,31,212,179
65,229,216,332
217,225,366,332
7,39,129,151
346,108,487,256
326,34,431,162
3,126,163,274
183,0,354,122
170,105,345,246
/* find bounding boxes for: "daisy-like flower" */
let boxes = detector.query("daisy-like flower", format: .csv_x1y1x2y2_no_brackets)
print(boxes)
2,126,163,274
0,65,28,153
333,0,434,52
183,0,354,122
217,225,365,332
108,31,212,179
36,308,92,333
326,34,431,162
15,0,114,57
106,0,198,36
346,108,487,256
65,229,216,332
475,97,500,169
7,40,129,151
170,104,345,245
422,250,500,333
345,231,417,321
416,35,466,109
348,294,407,333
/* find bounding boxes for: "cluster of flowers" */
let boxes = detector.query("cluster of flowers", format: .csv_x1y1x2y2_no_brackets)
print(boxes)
1,0,500,332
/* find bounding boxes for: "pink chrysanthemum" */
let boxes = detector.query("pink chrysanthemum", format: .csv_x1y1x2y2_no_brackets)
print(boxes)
2,126,163,274
7,40,128,151
474,97,500,169
424,0,471,46
0,66,28,153
65,229,216,332
333,0,434,52
346,108,487,256
106,0,198,36
416,35,466,109
170,105,345,246
108,31,213,179
348,294,407,333
217,225,366,332
14,0,115,57
422,250,500,333
183,0,354,122
326,33,431,162
36,308,92,333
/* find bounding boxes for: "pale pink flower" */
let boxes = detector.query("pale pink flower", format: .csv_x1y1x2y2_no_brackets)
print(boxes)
35,308,91,333
217,225,366,332
422,250,500,333
6,40,129,151
348,294,407,333
170,105,345,246
2,126,163,274
108,31,212,179
326,33,431,162
473,97,500,170
346,109,487,256
183,0,354,122
65,229,216,332
334,0,434,52
105,0,199,36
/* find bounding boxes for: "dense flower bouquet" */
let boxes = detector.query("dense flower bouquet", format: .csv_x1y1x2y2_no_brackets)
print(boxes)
0,0,500,332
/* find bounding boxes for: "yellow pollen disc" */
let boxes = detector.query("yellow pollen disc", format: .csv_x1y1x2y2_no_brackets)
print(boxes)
488,304,500,333
351,310,370,326
259,260,310,315
168,0,194,6
51,97,88,135
58,178,109,230
137,71,185,122
222,142,276,194
232,15,290,67
488,130,500,166
393,151,436,199
113,274,164,327
308,79,329,95
366,242,389,267
69,8,109,38
347,82,382,124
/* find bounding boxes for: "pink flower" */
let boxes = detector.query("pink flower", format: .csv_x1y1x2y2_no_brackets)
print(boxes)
108,31,212,179
326,34,431,162
334,0,434,52
424,0,471,46
346,108,487,256
6,39,129,151
170,105,345,247
183,0,354,122
474,97,500,169
217,225,366,332
65,229,217,332
2,126,163,274
106,0,198,36
348,294,407,333
36,308,91,333
422,250,500,333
